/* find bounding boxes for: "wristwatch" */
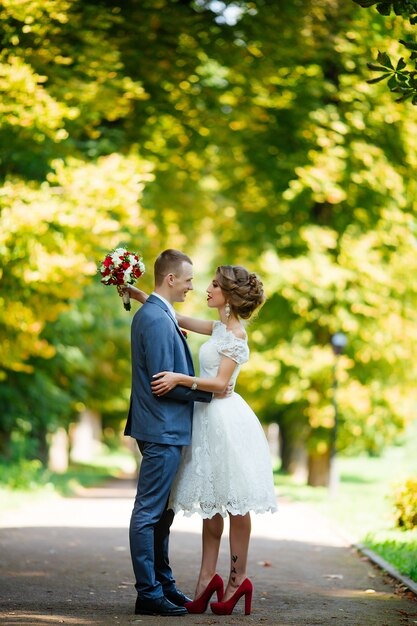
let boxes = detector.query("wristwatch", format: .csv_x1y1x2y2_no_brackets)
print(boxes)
191,377,198,391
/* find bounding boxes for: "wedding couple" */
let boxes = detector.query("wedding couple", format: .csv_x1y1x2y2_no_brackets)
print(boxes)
122,249,277,617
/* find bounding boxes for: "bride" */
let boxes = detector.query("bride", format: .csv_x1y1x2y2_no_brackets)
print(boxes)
125,264,277,616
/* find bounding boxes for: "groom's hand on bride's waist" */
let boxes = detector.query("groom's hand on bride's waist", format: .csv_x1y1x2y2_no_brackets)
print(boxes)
214,382,234,399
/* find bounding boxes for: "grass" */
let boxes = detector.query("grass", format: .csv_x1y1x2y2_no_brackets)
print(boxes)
275,421,417,583
47,448,137,495
364,530,417,582
0,447,136,512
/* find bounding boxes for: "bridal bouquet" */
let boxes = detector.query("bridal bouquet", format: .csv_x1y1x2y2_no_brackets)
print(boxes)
98,247,145,311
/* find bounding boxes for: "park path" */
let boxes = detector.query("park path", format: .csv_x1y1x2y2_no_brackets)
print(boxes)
0,479,416,626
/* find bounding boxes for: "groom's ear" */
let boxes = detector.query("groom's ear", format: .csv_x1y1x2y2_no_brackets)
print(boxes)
166,273,175,286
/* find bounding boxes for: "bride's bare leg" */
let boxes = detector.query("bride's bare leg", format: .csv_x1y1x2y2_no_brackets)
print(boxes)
223,512,251,601
193,514,224,598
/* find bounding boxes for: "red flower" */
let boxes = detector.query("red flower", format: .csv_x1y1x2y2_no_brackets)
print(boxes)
181,329,188,339
98,247,145,312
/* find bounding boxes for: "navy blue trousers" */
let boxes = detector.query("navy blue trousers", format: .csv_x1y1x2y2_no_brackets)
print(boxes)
129,441,182,600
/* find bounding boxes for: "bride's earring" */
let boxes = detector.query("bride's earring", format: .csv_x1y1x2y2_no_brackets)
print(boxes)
225,302,231,321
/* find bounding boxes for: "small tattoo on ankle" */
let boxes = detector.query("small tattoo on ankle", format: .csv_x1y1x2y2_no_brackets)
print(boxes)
232,566,237,574
231,576,236,582
232,554,238,563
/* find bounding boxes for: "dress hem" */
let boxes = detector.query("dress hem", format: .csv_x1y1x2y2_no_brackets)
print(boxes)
170,503,278,520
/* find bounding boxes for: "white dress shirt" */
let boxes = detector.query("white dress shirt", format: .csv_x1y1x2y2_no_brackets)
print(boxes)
151,292,177,323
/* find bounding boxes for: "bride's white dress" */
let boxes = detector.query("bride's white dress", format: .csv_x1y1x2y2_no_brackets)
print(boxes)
169,321,278,519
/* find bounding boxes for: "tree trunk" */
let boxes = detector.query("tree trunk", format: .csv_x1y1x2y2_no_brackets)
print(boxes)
266,423,280,466
307,451,330,487
70,410,102,463
37,427,49,465
0,429,12,458
48,427,69,473
279,424,308,482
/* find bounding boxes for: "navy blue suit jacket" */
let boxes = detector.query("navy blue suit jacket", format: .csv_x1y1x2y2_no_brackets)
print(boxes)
125,294,212,446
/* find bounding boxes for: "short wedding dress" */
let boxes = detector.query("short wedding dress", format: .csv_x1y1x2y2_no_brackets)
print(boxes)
170,321,278,519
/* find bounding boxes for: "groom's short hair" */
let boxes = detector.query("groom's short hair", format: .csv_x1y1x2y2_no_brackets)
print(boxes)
154,249,192,286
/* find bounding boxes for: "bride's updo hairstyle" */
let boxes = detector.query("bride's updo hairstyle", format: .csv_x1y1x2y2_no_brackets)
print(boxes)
216,265,265,320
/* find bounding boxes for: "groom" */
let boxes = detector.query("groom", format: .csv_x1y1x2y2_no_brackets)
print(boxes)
125,249,213,616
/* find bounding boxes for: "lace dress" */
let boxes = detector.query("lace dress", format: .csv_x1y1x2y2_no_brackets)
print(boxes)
169,321,278,519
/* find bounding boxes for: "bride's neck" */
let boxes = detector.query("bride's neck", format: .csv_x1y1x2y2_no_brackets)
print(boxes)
219,312,239,328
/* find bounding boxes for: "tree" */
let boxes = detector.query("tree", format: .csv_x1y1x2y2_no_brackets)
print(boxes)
204,0,417,481
353,0,417,103
1,0,416,481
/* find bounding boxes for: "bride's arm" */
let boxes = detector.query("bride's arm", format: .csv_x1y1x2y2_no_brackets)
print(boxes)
151,356,236,395
118,284,148,304
119,287,213,334
175,314,214,335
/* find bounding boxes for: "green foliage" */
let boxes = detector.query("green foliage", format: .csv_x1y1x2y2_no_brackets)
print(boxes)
353,0,417,102
0,457,122,495
392,478,417,529
364,531,417,580
45,461,123,497
220,0,417,461
0,457,44,490
353,0,417,19
367,48,417,104
0,155,152,375
1,0,417,473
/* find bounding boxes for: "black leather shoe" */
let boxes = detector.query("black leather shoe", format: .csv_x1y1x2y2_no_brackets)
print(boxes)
134,595,187,616
165,588,192,606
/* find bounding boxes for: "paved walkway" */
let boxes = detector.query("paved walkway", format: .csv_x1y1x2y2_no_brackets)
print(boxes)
0,479,416,626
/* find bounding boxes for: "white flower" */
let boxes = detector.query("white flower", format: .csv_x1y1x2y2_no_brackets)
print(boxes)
111,249,124,267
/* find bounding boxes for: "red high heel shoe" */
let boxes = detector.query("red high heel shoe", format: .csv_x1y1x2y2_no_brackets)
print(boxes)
184,574,224,614
210,578,253,616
